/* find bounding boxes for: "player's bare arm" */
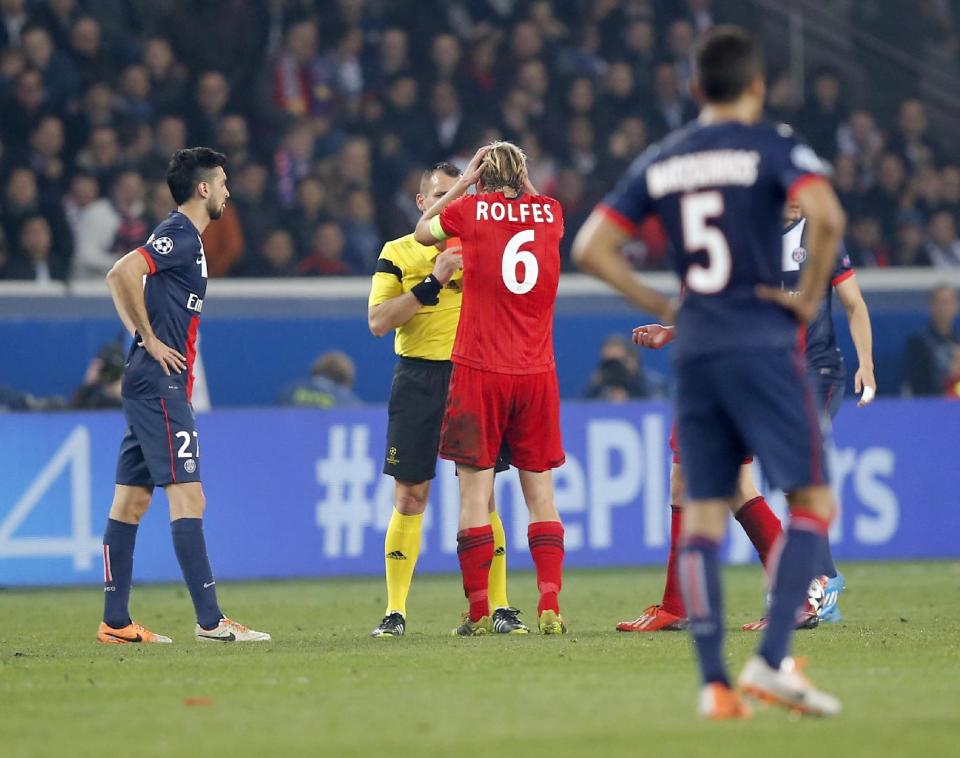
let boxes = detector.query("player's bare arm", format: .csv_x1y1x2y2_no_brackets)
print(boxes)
414,146,489,245
105,251,186,376
571,212,677,323
633,323,675,349
835,275,876,405
368,249,463,336
758,178,846,321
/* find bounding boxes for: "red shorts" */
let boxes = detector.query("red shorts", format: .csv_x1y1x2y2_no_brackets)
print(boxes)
669,422,753,466
440,364,565,472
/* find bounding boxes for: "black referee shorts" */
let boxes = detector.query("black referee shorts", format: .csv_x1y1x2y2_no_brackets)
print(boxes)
384,357,509,482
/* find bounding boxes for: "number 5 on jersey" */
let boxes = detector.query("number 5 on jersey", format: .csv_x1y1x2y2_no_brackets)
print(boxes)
681,191,731,294
502,229,539,294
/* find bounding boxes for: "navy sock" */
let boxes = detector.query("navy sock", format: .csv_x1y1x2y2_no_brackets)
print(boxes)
171,518,223,629
759,515,829,669
817,540,838,579
102,519,138,628
678,537,729,687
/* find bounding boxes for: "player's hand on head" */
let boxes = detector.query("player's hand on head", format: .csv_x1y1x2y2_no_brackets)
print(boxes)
855,366,877,407
139,335,187,376
432,249,463,285
632,324,674,349
463,145,490,185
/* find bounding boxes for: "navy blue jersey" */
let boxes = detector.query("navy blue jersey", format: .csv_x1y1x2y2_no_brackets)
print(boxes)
121,211,207,401
781,217,854,371
599,121,830,362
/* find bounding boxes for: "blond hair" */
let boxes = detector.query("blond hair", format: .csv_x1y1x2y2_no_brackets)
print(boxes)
480,141,527,193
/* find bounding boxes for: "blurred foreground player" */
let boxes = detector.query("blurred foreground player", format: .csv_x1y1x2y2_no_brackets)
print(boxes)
368,162,526,637
415,142,568,636
619,201,876,633
97,148,270,644
573,27,845,717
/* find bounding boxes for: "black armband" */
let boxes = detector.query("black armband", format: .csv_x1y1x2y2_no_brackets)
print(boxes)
411,275,442,305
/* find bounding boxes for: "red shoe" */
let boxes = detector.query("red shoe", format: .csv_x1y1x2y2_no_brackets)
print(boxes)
616,604,687,632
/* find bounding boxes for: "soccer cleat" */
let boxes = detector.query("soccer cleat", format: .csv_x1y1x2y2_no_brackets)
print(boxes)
97,621,172,644
818,573,845,623
492,607,530,634
370,612,405,638
195,617,271,642
698,683,753,720
451,615,493,636
616,604,687,632
742,599,820,631
738,655,841,717
538,609,567,635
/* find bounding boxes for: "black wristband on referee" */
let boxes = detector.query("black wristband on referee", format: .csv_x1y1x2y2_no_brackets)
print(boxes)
411,275,442,305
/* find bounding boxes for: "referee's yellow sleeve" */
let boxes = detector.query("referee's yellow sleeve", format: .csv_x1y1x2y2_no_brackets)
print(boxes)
369,247,404,307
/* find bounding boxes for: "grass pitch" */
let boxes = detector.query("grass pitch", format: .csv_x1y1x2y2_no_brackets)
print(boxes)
2,561,959,758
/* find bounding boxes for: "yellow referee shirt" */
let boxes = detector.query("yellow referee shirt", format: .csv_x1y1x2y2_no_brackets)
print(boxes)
368,233,462,360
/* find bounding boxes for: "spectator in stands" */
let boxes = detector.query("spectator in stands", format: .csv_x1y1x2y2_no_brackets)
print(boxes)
231,162,278,261
201,199,244,278
2,165,71,272
62,169,99,240
71,169,145,280
797,66,845,161
27,114,68,195
903,284,960,395
6,214,56,281
142,35,188,114
189,70,231,147
274,119,316,207
922,211,960,267
75,124,122,191
846,216,890,268
945,348,960,399
280,176,331,257
0,0,28,49
340,188,380,273
117,63,152,125
646,62,697,140
68,15,112,90
940,165,960,227
277,350,362,409
1,68,47,151
28,0,81,50
837,109,884,177
244,228,299,278
863,153,907,245
273,19,331,118
140,114,186,178
889,98,940,172
891,212,928,266
831,154,862,217
143,179,175,228
215,114,254,172
583,334,666,402
21,23,76,109
299,221,351,276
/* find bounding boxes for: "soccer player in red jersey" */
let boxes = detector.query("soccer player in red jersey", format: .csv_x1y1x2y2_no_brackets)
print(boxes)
414,142,568,636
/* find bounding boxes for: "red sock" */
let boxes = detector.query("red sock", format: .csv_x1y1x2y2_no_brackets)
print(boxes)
528,521,565,614
457,525,494,621
735,496,784,570
660,505,685,617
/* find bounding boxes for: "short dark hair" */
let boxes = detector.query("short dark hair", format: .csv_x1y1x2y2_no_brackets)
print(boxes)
420,161,460,194
694,26,763,104
166,147,226,205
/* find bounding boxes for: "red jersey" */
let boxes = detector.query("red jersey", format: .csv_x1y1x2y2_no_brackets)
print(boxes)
438,191,564,374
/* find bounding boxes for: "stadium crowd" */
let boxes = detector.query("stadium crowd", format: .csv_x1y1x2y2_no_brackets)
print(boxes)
0,0,958,282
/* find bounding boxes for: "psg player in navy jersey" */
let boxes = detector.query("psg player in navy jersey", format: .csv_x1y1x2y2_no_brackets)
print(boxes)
97,148,270,644
573,27,845,718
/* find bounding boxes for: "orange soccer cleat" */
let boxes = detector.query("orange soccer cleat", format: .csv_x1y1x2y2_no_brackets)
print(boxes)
97,621,172,644
616,604,688,632
698,683,753,720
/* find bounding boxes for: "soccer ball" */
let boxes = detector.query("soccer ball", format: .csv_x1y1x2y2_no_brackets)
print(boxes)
806,576,827,614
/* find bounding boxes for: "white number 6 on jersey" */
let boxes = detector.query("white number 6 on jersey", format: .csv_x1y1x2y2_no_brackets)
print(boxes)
502,229,539,294
681,191,732,294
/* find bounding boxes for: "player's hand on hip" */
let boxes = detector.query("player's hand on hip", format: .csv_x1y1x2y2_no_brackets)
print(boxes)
432,249,463,285
756,285,818,322
632,324,674,349
140,336,186,376
855,366,877,407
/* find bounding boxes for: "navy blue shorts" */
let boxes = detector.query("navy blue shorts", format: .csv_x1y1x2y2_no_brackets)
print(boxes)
116,397,201,487
808,366,845,422
675,348,828,500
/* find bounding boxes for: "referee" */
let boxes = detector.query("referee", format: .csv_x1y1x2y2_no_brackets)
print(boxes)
367,161,526,637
